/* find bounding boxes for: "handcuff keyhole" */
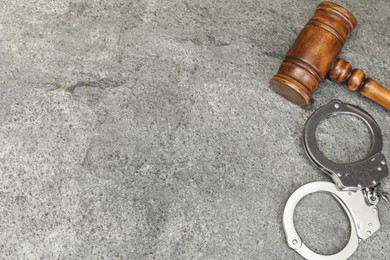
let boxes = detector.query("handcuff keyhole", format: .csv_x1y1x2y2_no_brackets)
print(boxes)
315,114,372,164
294,193,350,255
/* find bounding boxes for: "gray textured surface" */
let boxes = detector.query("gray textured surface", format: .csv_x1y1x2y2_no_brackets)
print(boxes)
0,0,389,259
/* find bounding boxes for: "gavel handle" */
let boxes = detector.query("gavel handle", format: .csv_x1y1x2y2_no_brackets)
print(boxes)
329,58,390,110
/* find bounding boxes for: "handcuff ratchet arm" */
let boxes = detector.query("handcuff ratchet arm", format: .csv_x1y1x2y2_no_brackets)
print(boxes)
283,181,380,260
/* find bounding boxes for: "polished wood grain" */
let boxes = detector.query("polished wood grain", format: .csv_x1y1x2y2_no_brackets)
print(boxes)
270,2,357,106
330,58,390,110
270,1,390,110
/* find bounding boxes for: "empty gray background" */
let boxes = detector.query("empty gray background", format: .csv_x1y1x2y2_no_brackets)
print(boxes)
0,0,389,259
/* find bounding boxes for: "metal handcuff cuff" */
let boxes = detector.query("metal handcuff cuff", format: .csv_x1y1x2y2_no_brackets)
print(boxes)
283,100,389,260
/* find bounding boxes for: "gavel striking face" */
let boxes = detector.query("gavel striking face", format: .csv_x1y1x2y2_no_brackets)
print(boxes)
270,1,390,110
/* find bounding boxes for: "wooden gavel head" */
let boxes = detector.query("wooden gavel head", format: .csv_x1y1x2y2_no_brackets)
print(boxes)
270,1,390,110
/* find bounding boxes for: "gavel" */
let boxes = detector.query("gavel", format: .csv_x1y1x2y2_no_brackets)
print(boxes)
270,1,390,110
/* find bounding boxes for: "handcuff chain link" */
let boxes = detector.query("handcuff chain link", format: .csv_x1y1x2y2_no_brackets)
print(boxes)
378,190,390,203
364,184,390,205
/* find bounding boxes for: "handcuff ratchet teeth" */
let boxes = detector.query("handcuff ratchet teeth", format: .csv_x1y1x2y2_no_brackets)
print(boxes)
283,100,389,260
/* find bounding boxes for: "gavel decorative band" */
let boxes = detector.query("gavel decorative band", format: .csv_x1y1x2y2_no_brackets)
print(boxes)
270,1,390,110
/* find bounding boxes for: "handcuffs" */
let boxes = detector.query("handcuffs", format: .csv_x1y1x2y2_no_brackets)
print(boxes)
283,100,389,260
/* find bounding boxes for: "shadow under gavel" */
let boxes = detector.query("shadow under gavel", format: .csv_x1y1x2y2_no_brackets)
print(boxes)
270,1,390,110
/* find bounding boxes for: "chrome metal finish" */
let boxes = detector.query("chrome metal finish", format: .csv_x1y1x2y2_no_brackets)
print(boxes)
364,187,380,205
284,101,389,259
283,181,380,260
303,100,389,191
